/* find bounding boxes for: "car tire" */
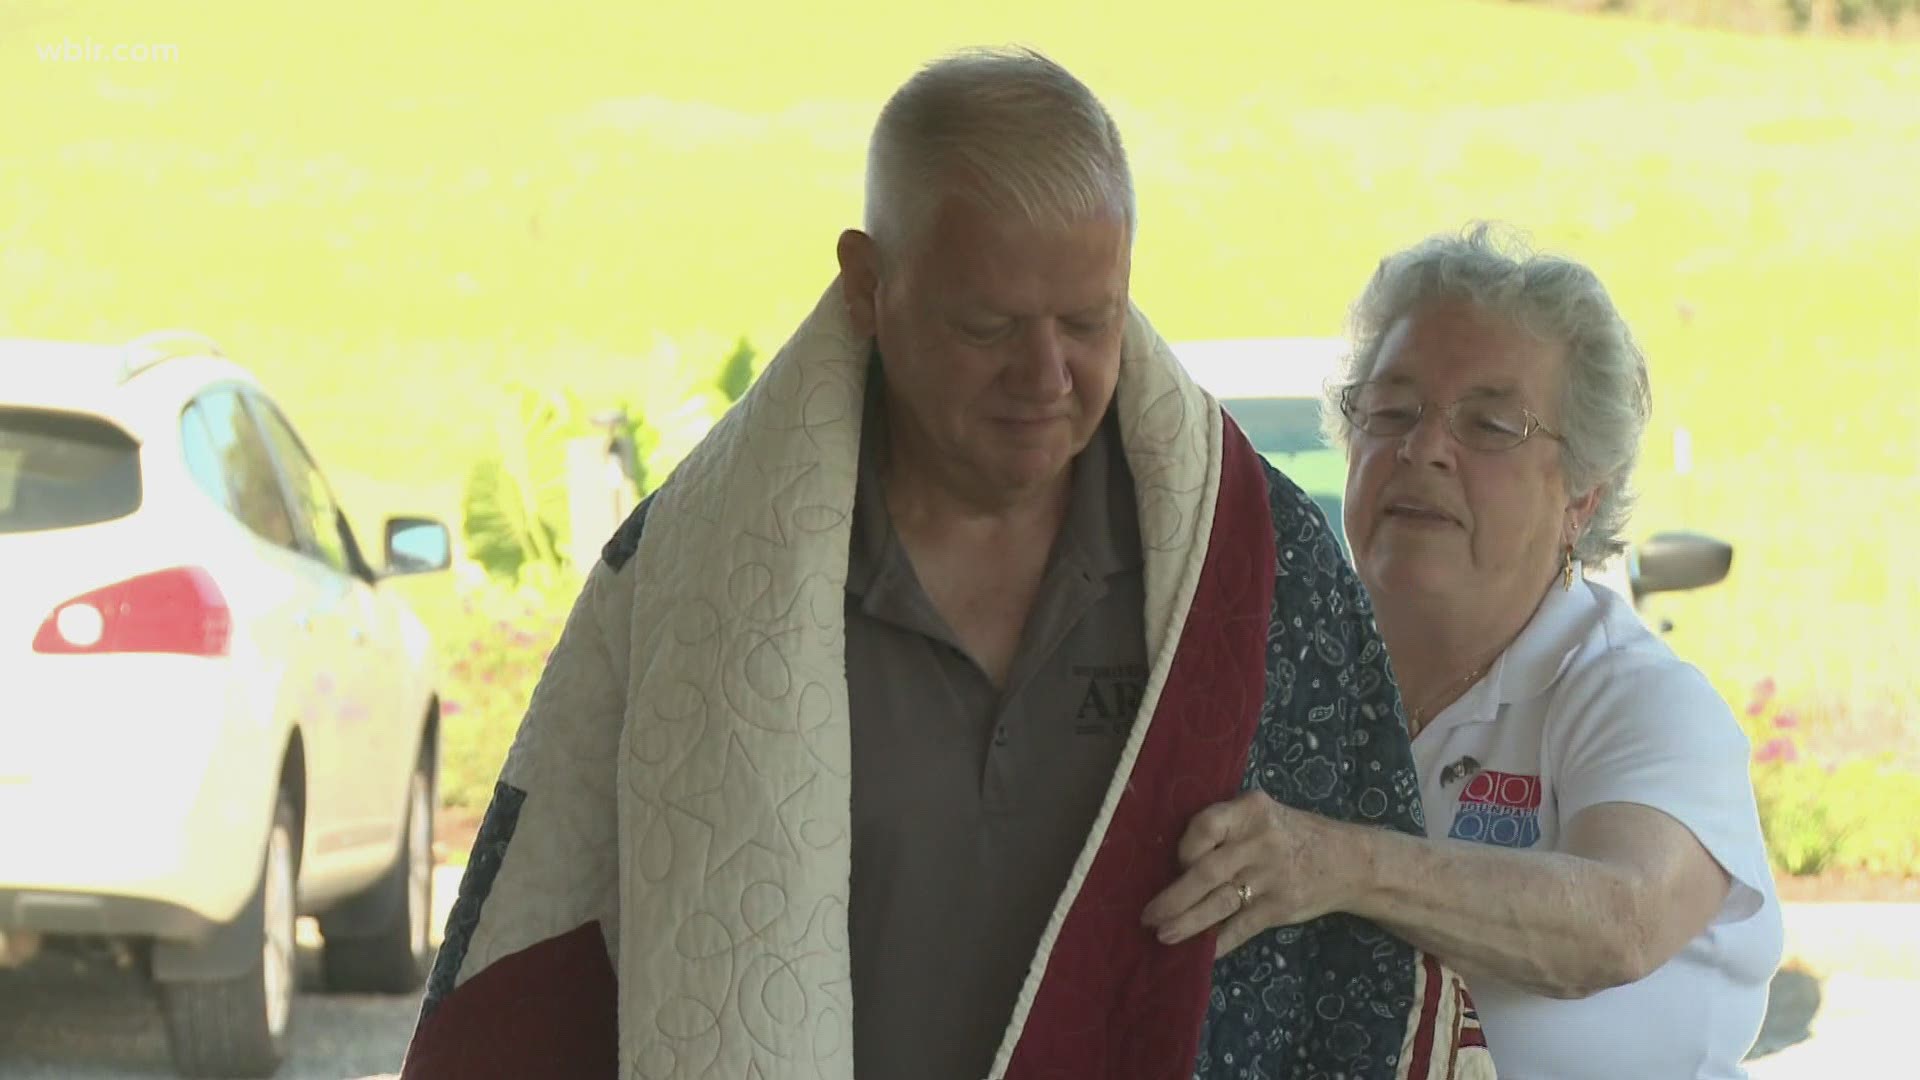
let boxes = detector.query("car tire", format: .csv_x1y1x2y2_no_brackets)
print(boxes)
158,790,298,1079
321,759,434,994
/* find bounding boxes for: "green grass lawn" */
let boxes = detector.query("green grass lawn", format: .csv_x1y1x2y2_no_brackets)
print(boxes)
4,0,1915,732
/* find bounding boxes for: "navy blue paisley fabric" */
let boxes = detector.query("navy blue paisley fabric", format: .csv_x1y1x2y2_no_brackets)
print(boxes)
1192,459,1428,1080
599,494,655,573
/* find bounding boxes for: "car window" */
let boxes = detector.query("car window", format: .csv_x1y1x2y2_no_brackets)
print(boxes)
1219,395,1351,553
179,402,230,511
1219,396,1328,456
246,395,353,577
0,407,142,534
187,391,300,550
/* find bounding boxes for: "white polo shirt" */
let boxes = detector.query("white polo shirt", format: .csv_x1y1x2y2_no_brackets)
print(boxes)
1412,575,1784,1079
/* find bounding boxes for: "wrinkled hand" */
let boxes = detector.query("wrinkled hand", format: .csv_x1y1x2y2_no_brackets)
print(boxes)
1141,790,1371,958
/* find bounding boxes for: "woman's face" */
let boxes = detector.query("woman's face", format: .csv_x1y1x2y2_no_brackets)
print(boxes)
1343,298,1596,627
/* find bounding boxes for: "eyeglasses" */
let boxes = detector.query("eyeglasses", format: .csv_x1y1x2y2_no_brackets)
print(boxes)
1337,381,1563,452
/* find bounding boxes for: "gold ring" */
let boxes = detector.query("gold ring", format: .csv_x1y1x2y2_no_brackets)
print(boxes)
1234,881,1254,908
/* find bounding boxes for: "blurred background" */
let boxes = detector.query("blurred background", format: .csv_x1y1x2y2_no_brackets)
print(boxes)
2,0,1915,1076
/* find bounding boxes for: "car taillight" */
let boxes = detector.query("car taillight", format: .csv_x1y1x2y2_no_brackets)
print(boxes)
32,567,232,657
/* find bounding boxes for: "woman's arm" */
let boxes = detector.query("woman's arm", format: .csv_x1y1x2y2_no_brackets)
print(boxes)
1142,793,1731,999
1349,801,1731,997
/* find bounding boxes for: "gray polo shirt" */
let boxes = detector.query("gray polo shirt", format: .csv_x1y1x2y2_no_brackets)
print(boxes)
846,394,1148,1079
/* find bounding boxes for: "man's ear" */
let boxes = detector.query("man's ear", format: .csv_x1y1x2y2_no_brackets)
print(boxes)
836,229,882,339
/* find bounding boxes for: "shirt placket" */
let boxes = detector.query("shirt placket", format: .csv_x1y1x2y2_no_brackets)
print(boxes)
979,557,1108,812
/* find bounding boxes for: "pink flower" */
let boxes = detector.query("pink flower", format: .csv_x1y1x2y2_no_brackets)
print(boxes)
442,700,463,717
1772,711,1800,730
1753,737,1799,764
1746,678,1777,718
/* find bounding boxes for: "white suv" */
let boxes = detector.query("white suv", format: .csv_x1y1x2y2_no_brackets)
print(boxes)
0,332,450,1078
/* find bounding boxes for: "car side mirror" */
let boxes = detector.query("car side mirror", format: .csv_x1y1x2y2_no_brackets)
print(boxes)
384,517,452,576
1631,531,1732,600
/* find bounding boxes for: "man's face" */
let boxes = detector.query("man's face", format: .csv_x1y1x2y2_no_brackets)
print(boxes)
840,197,1131,505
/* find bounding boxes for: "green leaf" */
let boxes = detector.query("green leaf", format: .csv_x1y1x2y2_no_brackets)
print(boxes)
715,337,757,403
461,455,535,581
459,384,584,583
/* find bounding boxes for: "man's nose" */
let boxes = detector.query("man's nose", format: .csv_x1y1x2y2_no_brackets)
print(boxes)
1004,322,1072,399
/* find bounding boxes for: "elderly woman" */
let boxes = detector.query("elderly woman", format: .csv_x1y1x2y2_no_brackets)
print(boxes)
1147,226,1783,1077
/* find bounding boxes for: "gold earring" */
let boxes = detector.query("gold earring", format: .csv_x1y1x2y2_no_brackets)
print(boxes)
1562,545,1576,590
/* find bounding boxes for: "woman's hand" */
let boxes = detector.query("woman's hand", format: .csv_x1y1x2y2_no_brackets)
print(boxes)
1141,790,1374,958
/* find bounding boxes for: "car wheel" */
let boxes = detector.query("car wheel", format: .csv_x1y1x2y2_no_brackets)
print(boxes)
321,760,434,993
159,790,297,1079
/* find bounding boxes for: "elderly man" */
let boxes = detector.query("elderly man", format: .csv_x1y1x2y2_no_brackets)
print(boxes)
401,49,1491,1080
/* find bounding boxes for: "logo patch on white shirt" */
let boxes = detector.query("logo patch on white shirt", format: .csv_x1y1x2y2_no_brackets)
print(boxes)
1446,770,1542,848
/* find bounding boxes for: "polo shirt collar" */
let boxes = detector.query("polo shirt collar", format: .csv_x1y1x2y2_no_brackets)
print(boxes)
1431,563,1595,727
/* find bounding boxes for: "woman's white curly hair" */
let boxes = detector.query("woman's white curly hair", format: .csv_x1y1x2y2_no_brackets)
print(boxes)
1322,223,1653,563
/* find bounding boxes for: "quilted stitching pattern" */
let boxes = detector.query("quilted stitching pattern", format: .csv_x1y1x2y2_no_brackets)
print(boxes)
1000,412,1274,1079
611,289,866,1079
599,287,1235,1080
447,557,632,1011
1111,317,1219,661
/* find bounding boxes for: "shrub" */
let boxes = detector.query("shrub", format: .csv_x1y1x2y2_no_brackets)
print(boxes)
460,341,759,586
1753,761,1853,875
1871,0,1918,25
1752,759,1920,876
436,564,580,813
1785,0,1916,29
439,340,764,811
1738,677,1920,877
461,386,582,584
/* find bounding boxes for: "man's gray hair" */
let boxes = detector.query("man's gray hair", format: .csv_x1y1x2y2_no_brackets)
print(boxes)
864,47,1135,265
1322,224,1653,564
